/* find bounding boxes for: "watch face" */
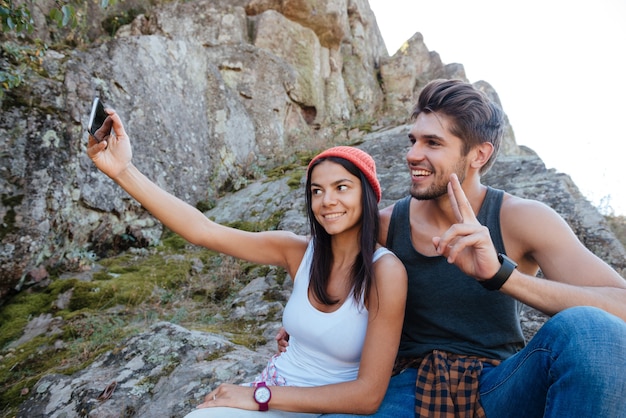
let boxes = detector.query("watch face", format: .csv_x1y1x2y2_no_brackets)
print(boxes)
255,386,271,403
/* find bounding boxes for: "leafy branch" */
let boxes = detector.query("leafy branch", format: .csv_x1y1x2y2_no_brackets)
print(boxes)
0,0,34,34
49,2,78,29
0,0,116,103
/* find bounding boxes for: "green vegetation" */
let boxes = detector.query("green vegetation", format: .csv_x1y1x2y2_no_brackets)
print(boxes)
0,0,34,34
0,205,290,415
224,208,285,233
0,39,45,104
0,0,123,104
1,0,49,103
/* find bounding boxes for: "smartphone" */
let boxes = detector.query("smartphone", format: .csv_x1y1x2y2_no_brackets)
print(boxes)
88,97,110,142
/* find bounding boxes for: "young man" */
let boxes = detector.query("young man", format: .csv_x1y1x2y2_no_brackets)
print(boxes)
317,79,626,417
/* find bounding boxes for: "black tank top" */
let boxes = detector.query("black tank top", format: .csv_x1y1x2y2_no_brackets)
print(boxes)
387,187,525,360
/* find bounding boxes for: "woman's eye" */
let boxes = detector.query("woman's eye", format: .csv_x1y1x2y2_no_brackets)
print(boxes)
338,185,348,191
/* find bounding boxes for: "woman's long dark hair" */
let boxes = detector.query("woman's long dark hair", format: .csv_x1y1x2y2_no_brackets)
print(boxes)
305,157,380,308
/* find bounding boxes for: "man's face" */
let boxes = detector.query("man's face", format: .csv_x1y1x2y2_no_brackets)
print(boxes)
406,112,468,200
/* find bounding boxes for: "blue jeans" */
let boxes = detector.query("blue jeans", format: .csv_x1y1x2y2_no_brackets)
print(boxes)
321,306,626,418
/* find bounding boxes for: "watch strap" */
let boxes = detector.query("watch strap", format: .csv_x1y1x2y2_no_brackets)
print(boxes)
480,253,517,291
254,382,270,412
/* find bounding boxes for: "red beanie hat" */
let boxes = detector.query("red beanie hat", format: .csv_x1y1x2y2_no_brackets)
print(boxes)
308,146,382,203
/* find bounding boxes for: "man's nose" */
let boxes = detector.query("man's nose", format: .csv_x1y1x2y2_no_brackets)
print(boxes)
406,142,426,163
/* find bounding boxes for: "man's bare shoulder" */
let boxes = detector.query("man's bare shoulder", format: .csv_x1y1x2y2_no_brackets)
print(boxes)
500,192,557,219
380,203,396,219
500,192,569,238
378,203,396,245
499,192,578,264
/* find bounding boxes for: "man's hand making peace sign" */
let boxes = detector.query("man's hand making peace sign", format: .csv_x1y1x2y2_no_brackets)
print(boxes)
433,173,504,283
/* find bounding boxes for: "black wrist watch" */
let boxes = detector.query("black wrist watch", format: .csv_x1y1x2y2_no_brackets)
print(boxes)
253,382,271,412
480,253,517,291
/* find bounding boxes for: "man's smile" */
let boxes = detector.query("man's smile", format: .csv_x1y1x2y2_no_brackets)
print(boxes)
412,168,432,177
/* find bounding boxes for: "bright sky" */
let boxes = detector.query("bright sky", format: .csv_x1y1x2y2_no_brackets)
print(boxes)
369,0,626,216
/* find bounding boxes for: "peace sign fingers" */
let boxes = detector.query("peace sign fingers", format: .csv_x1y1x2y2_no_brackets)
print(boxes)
448,173,479,225
433,173,501,280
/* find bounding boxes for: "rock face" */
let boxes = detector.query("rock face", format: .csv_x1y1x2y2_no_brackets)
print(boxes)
2,1,626,415
3,0,622,301
0,0,467,300
18,322,274,418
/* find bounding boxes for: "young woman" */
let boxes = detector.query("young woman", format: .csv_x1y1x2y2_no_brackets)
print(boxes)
87,109,407,417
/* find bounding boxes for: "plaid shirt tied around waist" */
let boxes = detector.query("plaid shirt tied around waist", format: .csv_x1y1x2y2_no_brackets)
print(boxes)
393,350,502,418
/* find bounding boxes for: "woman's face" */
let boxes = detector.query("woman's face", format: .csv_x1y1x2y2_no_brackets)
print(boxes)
309,160,363,237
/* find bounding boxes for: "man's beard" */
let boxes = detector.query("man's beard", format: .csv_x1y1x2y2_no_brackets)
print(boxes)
410,158,467,201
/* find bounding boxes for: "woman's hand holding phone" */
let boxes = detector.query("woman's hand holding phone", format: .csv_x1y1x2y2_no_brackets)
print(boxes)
87,102,133,181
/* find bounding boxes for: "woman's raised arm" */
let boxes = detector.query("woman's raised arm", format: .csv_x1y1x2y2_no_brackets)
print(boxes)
87,109,308,274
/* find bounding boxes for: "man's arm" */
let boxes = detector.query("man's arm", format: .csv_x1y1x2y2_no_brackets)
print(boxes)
435,174,626,321
498,196,626,320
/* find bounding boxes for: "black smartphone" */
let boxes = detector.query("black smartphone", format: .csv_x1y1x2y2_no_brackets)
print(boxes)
88,97,110,142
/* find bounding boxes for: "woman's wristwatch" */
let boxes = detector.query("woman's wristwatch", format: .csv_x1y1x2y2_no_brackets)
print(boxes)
253,382,271,411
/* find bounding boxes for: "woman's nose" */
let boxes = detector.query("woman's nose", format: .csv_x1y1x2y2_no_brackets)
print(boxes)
322,190,337,206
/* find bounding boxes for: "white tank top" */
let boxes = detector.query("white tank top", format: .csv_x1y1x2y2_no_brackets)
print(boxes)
273,241,393,387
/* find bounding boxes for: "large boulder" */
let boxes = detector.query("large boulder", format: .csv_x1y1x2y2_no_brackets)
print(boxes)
0,0,394,301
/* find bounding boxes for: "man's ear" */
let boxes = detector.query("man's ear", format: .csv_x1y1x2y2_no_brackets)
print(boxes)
470,142,495,169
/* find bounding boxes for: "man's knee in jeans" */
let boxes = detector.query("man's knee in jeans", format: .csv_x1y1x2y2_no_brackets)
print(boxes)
544,306,626,350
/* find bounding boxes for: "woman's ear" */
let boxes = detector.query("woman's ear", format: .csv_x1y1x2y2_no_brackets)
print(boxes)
469,142,495,169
